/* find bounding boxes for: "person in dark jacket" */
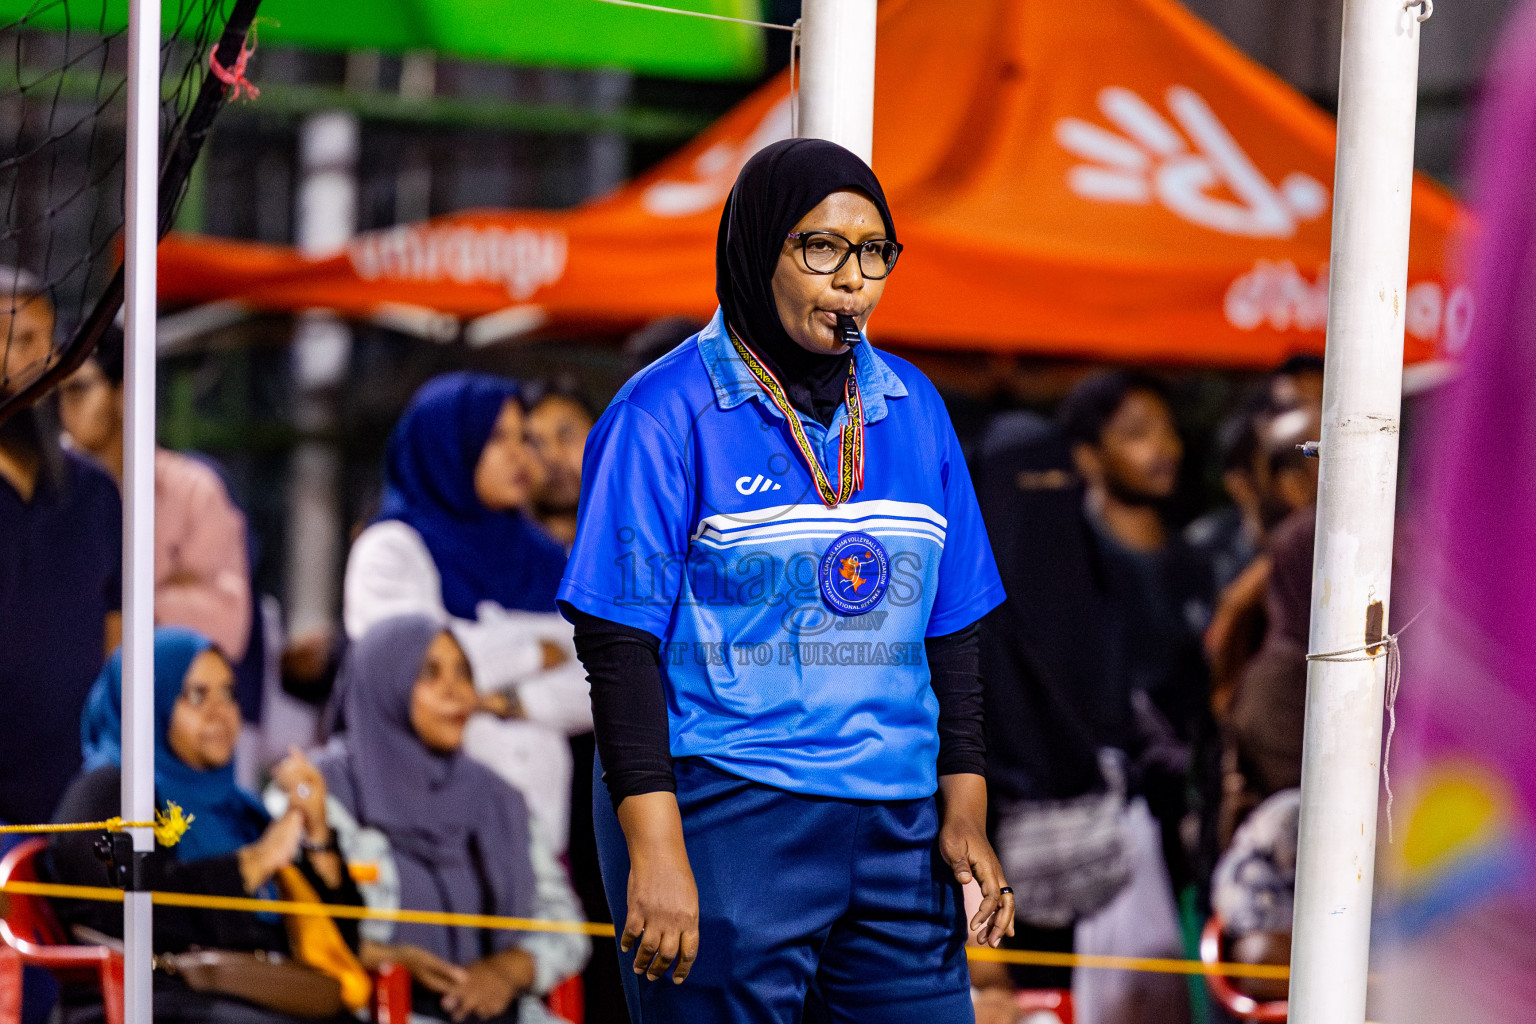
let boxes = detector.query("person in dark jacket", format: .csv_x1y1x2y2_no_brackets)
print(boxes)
48,627,360,1024
0,268,122,831
974,412,1132,995
977,375,1213,1024
1059,372,1209,1024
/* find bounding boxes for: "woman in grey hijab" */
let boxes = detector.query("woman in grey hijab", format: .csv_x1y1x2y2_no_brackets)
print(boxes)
307,615,589,1023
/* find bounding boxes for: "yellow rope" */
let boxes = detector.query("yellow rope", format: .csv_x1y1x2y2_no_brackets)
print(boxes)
0,820,153,835
0,803,192,847
967,945,1290,980
0,879,1290,979
0,881,611,938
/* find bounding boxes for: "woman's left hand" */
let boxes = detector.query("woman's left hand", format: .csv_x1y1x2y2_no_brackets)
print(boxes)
440,950,534,1022
477,690,523,720
937,773,1016,948
273,746,329,846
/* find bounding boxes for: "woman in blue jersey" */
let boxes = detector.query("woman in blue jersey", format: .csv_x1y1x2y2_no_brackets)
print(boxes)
559,139,1014,1023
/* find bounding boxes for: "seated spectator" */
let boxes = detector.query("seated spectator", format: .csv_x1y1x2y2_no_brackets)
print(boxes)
343,373,590,851
1202,392,1323,711
0,267,121,829
1205,406,1320,845
620,316,704,377
58,326,252,662
48,627,360,1024
1211,788,1299,1003
1267,355,1324,417
1226,504,1316,816
524,376,622,1018
524,376,595,552
305,615,589,1024
1185,392,1268,595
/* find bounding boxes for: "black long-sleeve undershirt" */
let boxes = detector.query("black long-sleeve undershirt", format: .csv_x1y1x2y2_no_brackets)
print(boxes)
564,603,986,806
566,607,674,804
929,621,986,777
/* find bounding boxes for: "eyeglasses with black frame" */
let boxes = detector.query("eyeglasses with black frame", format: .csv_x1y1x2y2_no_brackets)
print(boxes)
786,231,903,280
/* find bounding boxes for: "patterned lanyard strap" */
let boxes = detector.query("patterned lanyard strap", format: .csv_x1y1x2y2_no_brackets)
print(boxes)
728,329,865,508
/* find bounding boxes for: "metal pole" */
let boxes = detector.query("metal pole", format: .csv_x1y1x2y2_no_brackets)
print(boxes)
797,0,877,164
1288,1,1426,1021
284,109,359,638
121,0,159,1018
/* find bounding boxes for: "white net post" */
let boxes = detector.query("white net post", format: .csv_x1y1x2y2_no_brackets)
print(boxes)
121,0,161,1019
1288,0,1427,1021
797,0,876,164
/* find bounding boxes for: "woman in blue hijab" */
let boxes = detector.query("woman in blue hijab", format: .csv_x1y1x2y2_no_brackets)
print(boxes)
47,627,361,1024
342,372,592,858
368,372,567,620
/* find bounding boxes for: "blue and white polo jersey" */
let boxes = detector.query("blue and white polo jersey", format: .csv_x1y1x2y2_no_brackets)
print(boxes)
558,309,1005,800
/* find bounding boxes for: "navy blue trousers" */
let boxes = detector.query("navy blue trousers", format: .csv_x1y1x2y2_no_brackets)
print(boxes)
594,757,975,1024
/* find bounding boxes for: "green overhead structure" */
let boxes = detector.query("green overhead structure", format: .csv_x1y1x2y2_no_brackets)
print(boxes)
2,0,767,78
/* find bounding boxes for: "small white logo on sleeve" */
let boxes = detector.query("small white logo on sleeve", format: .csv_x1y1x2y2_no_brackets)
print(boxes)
735,474,783,496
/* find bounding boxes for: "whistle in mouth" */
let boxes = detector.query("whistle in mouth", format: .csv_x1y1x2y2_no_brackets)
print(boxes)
835,314,862,349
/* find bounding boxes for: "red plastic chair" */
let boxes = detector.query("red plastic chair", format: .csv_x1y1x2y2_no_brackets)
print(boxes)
370,958,414,1024
546,974,584,1023
0,839,124,1024
0,946,21,1024
1014,988,1073,1023
1200,916,1288,1023
372,967,581,1024
0,838,415,1024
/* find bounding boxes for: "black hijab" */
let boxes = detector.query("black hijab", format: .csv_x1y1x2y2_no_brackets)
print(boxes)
716,139,897,427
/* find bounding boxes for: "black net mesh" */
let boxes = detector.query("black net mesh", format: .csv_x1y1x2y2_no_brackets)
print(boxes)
0,0,256,414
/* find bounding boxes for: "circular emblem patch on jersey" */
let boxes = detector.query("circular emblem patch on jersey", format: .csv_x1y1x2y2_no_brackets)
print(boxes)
819,531,890,616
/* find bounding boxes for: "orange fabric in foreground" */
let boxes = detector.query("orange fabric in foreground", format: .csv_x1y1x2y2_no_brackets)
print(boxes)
157,0,1467,367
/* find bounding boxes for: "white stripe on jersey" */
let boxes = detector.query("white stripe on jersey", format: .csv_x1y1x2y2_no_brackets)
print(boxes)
695,526,946,552
691,498,947,548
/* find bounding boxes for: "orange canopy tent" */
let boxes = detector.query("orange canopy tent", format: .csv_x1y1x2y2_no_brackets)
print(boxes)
157,0,1468,368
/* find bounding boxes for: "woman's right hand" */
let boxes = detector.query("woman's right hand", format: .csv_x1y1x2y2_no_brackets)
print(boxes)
236,809,304,893
398,945,471,996
616,792,700,984
272,746,329,846
974,987,1023,1024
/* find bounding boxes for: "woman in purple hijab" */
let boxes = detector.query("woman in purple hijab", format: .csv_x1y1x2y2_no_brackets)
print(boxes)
343,372,593,860
311,615,589,1023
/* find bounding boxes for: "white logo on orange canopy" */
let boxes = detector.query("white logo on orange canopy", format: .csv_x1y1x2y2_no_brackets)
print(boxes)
348,224,568,300
642,97,793,218
1224,258,1475,351
1057,85,1330,239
